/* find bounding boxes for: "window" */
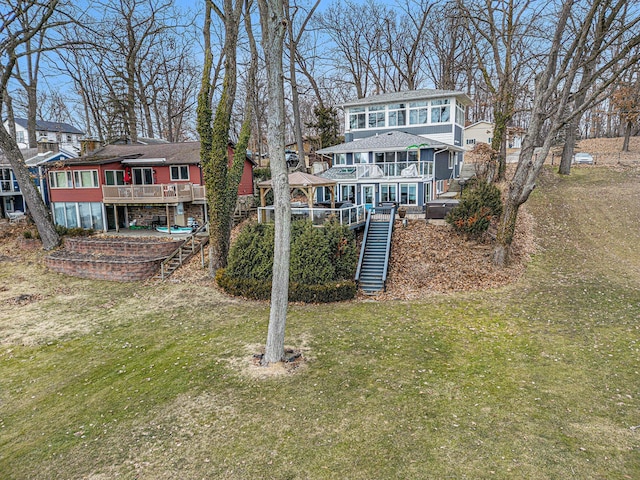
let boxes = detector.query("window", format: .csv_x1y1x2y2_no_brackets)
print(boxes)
66,135,72,142
16,131,25,143
105,170,125,185
170,165,190,181
334,153,347,165
431,99,451,123
409,101,428,125
53,202,104,230
449,153,456,169
74,170,99,188
368,105,385,128
466,138,476,145
349,107,366,130
400,183,417,205
380,184,397,203
388,103,406,127
132,167,154,185
374,152,385,163
436,180,445,194
456,103,465,126
341,184,356,202
49,171,73,188
354,152,368,163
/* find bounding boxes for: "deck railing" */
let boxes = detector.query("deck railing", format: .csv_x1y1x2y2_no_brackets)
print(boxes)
354,161,433,179
257,204,366,227
102,183,206,204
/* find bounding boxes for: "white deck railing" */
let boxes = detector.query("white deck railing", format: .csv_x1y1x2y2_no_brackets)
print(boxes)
258,204,366,227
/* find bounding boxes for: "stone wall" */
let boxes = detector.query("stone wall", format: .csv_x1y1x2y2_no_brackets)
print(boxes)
45,237,182,281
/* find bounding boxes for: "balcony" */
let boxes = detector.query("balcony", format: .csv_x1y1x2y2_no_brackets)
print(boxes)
326,161,433,180
102,183,206,205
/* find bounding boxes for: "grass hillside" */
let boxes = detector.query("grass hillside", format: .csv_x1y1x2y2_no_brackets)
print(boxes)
1,165,640,479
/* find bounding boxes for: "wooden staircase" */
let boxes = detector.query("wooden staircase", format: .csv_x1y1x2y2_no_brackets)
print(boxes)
355,207,395,294
157,224,209,280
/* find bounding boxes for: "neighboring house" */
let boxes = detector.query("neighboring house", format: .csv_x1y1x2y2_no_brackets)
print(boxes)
316,89,472,209
45,141,255,232
4,118,85,151
0,140,76,219
464,121,493,150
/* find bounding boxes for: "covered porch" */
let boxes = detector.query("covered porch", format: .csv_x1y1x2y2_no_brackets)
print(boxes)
257,171,366,228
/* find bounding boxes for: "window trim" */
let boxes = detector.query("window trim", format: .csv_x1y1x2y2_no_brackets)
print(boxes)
399,183,418,206
73,170,99,188
49,170,73,189
170,165,190,181
105,170,126,186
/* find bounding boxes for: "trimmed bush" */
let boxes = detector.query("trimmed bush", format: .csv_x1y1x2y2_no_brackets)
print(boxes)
219,219,358,302
216,268,357,303
446,181,503,238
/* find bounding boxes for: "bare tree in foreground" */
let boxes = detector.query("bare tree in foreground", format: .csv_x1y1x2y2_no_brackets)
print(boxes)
257,0,290,366
0,0,61,249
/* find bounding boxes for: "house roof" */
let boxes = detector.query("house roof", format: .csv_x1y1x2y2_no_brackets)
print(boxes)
13,118,84,135
343,89,473,108
316,130,463,155
465,121,494,130
48,141,256,167
0,148,38,167
257,171,336,188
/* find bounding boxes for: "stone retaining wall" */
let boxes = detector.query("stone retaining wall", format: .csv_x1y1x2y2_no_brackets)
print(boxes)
45,237,182,281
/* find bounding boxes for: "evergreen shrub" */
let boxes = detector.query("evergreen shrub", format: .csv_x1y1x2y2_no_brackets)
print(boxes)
219,219,357,302
446,181,503,238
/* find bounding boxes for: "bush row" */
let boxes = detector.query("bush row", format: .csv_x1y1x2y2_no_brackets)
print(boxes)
216,268,357,303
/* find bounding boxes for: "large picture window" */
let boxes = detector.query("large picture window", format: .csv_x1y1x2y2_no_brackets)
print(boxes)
132,167,154,185
380,184,397,203
170,165,189,181
400,183,417,205
340,184,356,202
354,152,368,163
431,99,451,123
368,105,385,128
49,171,73,188
388,103,406,127
349,107,366,130
105,170,125,185
73,170,99,188
409,101,428,125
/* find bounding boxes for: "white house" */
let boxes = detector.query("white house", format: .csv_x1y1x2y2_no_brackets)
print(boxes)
316,89,472,210
4,118,85,151
464,121,493,150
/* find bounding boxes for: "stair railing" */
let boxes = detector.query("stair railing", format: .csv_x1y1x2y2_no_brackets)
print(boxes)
354,209,373,283
380,206,396,288
159,222,209,280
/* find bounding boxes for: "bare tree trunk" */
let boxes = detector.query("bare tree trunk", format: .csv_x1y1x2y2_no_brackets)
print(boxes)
622,120,632,151
559,116,577,175
0,126,60,249
258,0,290,366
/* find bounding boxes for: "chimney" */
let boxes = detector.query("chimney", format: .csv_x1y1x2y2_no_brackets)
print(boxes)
80,138,101,156
37,139,59,154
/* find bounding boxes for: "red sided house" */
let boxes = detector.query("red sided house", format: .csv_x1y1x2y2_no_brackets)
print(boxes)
46,142,255,232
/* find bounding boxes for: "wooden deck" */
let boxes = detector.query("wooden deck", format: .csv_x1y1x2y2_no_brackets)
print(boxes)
102,184,206,204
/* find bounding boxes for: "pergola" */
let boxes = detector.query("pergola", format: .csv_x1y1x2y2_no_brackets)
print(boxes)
257,171,336,209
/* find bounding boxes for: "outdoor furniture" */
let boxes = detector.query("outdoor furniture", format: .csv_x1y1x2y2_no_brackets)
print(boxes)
8,211,26,223
151,215,167,228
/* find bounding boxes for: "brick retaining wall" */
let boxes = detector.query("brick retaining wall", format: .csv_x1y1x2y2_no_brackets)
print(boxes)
45,237,182,281
63,237,181,257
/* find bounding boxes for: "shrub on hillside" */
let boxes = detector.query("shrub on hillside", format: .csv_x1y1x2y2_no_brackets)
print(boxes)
446,181,503,238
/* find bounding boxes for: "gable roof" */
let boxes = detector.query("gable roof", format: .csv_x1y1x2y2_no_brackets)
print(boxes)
316,130,462,155
13,118,84,135
49,141,256,167
0,148,38,167
343,89,473,108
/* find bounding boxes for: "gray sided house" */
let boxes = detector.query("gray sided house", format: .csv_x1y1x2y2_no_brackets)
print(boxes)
316,89,471,211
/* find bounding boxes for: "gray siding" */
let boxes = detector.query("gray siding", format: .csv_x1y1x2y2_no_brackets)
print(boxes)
350,124,453,141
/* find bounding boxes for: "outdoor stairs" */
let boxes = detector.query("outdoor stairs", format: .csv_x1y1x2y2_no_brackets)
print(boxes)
355,207,395,294
157,224,209,280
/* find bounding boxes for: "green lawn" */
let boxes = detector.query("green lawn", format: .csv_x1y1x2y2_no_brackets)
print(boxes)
1,166,639,479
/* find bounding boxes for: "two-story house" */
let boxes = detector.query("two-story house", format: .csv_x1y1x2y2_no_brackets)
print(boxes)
45,141,255,232
4,118,85,151
316,89,472,210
